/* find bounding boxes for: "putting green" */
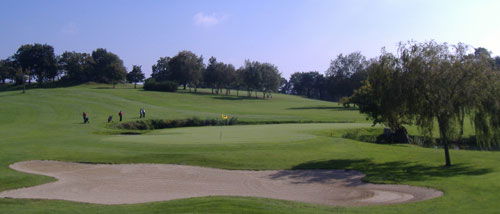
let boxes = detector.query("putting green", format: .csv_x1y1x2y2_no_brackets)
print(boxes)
106,123,370,145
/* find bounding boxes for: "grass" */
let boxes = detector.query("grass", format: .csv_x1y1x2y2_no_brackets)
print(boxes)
0,84,499,213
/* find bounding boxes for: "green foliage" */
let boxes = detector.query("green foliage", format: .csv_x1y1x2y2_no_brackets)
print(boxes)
348,51,410,131
151,56,171,81
116,117,238,130
58,51,94,82
289,71,326,99
241,60,282,98
349,41,500,166
143,78,178,92
341,128,381,143
326,52,368,100
0,59,18,84
126,65,145,88
14,43,58,83
91,48,127,86
203,57,236,94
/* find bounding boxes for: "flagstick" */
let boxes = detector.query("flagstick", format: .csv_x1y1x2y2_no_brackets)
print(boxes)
219,125,222,143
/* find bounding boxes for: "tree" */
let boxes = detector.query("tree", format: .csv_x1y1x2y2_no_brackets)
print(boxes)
126,65,145,88
58,51,94,82
221,63,236,95
348,52,411,143
350,41,500,166
151,57,172,82
326,52,368,100
14,43,58,83
203,57,220,94
91,48,127,88
289,71,325,99
260,63,281,98
279,77,291,94
404,42,499,166
494,56,500,70
168,51,204,91
0,59,16,84
241,60,263,97
233,67,245,96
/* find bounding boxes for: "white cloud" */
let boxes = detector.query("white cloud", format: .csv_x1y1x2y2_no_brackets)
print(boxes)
61,22,79,35
193,12,226,27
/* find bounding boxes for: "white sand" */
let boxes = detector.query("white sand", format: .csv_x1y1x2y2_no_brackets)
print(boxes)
0,160,442,206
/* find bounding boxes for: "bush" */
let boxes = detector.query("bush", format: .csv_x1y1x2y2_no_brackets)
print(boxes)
341,128,381,143
116,117,239,130
143,78,178,92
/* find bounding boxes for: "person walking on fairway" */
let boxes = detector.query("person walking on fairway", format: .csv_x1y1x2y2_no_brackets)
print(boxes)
107,115,113,123
82,112,89,124
140,108,145,118
118,111,123,121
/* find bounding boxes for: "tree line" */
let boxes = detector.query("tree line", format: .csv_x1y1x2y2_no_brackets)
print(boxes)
0,44,282,98
281,52,368,101
149,51,281,98
0,44,131,90
2,43,499,104
346,41,500,166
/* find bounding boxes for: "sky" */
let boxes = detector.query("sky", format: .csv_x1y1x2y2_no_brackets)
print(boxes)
1,0,499,78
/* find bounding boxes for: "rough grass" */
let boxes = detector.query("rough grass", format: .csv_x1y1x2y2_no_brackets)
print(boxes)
0,84,499,213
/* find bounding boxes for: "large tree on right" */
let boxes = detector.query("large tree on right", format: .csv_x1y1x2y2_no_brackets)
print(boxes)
349,41,500,166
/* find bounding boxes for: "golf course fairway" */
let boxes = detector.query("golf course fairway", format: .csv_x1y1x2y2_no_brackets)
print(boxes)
0,84,498,213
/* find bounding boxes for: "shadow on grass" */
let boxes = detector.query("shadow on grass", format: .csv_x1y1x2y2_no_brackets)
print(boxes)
287,106,358,111
174,90,261,100
212,96,260,101
269,159,492,184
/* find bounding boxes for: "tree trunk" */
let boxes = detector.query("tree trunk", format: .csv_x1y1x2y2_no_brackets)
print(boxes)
443,141,451,167
211,88,214,94
236,89,239,96
393,126,410,143
438,115,452,167
134,83,137,89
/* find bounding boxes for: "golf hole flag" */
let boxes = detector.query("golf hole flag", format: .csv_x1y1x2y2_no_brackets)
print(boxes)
221,114,229,120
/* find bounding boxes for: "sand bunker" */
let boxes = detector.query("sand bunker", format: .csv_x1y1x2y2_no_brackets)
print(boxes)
0,161,442,206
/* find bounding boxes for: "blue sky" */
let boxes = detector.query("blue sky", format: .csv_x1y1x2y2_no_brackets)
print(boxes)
1,0,499,77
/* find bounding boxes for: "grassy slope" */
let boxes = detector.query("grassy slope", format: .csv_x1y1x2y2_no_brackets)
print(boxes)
0,84,498,213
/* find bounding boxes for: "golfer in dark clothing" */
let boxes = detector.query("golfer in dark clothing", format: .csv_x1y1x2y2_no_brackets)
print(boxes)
82,112,89,123
118,111,123,121
107,115,113,123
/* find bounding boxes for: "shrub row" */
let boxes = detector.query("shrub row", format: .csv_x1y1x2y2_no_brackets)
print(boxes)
116,117,238,130
143,78,178,92
341,128,500,151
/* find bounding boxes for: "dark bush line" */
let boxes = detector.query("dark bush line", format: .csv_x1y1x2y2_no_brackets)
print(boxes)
115,117,346,130
0,80,81,92
143,78,178,92
115,117,238,130
341,128,500,151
